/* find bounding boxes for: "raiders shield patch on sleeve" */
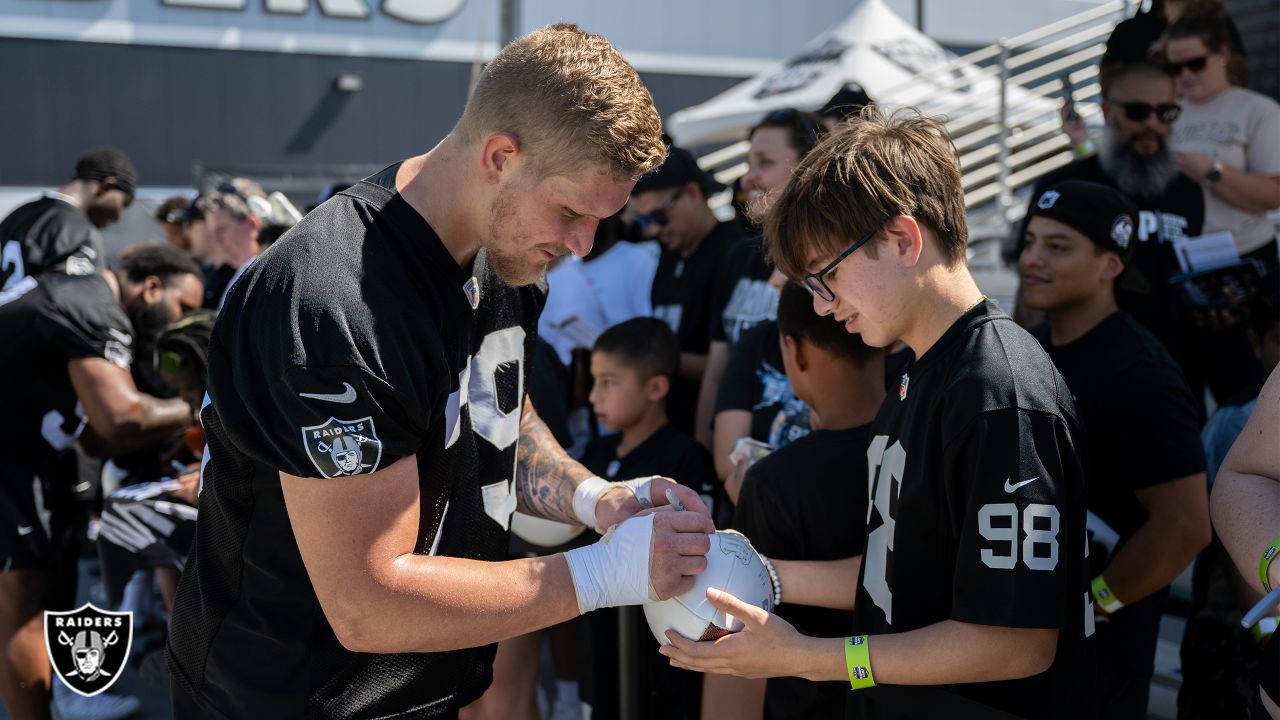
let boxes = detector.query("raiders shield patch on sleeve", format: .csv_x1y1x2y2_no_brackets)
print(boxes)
301,416,384,478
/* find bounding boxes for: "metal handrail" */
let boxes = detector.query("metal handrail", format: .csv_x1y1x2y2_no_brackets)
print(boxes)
693,0,1135,234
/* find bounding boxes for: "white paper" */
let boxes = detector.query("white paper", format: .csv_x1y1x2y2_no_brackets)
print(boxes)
552,314,602,350
1173,232,1239,274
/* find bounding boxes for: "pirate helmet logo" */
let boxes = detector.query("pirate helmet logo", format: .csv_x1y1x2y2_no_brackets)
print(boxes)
44,603,133,697
301,416,383,478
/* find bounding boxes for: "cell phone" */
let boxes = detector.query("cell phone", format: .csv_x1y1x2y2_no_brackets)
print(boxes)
1060,72,1079,122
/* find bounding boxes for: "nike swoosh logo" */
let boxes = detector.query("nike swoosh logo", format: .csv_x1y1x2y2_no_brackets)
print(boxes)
299,382,357,404
1004,476,1041,493
16,525,33,536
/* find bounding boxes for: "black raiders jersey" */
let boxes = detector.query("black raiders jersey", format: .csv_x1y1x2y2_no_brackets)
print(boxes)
0,196,103,290
0,273,133,480
168,163,546,719
847,301,1096,720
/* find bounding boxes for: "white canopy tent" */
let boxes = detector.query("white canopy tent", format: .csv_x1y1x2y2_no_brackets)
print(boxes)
666,0,1060,148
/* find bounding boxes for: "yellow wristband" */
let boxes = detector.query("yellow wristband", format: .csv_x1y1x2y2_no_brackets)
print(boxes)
844,635,875,690
1260,537,1280,592
1091,575,1124,614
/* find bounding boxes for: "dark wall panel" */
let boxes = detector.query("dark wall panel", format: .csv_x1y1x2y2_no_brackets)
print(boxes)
0,38,742,188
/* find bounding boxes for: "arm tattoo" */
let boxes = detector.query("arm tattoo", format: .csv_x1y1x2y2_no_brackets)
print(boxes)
515,398,593,525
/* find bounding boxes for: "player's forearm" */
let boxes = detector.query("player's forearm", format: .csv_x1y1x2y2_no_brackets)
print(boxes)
331,553,580,654
1212,470,1280,594
772,556,861,611
1101,511,1209,606
796,621,1058,685
90,394,192,452
515,399,593,525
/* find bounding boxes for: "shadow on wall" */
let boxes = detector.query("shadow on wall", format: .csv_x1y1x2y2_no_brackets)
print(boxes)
286,90,356,155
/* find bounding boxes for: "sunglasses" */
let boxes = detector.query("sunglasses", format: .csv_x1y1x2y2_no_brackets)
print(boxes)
802,217,892,302
1165,55,1209,76
633,187,683,231
764,108,821,147
1112,100,1181,123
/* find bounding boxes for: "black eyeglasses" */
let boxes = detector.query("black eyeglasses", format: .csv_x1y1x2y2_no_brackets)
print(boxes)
634,187,683,231
1112,100,1181,124
764,108,821,147
1165,55,1209,76
802,218,891,302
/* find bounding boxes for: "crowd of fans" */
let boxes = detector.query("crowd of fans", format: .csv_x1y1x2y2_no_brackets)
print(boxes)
0,1,1276,719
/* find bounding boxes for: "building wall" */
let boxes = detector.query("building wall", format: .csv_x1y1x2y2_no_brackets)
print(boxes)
0,37,739,187
1231,0,1280,100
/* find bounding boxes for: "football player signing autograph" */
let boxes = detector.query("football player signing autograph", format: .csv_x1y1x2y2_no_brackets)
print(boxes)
660,108,1098,719
168,24,714,720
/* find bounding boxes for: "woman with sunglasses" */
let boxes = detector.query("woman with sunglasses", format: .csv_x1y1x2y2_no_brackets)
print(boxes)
697,109,826,478
1164,8,1280,404
1165,9,1280,263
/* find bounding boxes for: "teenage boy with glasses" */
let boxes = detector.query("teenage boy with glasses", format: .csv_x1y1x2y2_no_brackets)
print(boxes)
630,144,747,435
660,107,1097,719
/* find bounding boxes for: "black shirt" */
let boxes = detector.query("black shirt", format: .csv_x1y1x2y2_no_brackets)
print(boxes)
169,164,546,719
847,301,1095,720
652,221,745,431
0,273,132,480
579,423,717,504
0,196,103,290
1032,312,1204,545
734,425,870,720
1021,155,1205,362
709,237,777,346
715,321,811,447
1032,313,1204,676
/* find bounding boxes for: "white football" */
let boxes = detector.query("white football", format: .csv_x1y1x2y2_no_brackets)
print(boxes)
510,511,586,548
643,530,774,645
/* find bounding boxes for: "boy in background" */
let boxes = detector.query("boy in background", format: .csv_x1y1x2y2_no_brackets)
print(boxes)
729,282,885,718
579,317,716,719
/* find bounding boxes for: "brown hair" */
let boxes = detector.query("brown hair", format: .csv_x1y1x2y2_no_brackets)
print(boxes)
1163,4,1232,53
764,106,968,280
456,23,666,181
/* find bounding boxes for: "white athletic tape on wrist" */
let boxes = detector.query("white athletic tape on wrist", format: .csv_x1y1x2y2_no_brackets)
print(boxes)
564,514,656,614
571,476,657,529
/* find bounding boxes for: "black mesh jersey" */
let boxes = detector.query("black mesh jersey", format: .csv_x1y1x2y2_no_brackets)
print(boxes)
0,273,132,480
0,197,103,290
168,163,546,719
846,301,1096,720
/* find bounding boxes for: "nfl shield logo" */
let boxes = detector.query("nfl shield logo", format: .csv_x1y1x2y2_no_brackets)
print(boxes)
44,603,132,697
301,416,384,478
464,276,481,309
899,373,910,401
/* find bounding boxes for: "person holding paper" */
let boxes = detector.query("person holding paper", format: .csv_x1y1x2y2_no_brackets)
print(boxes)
1163,7,1280,405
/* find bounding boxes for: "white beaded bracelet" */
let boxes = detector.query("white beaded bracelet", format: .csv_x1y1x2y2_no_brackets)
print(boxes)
758,554,782,607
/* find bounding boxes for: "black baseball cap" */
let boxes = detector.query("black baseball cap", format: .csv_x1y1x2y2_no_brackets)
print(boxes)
74,148,137,199
1027,180,1148,293
632,141,725,197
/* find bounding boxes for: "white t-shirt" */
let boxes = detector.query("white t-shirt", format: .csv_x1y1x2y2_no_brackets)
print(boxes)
580,240,659,329
538,256,608,366
1171,86,1280,254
